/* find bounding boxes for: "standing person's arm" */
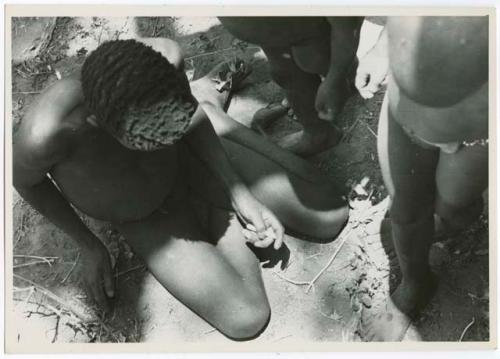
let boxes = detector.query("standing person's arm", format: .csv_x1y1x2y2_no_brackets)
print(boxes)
315,17,363,121
13,79,115,311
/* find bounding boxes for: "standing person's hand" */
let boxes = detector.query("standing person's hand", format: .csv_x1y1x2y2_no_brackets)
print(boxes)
79,238,115,312
355,29,389,99
315,77,348,122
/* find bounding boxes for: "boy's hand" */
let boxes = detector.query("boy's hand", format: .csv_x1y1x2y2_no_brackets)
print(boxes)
79,239,115,312
231,187,284,250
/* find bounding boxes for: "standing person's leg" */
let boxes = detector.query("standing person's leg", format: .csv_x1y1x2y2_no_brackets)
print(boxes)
117,197,270,341
435,144,488,233
362,93,440,341
262,45,342,156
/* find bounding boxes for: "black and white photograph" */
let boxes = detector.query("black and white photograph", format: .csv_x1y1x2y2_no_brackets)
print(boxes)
4,6,495,352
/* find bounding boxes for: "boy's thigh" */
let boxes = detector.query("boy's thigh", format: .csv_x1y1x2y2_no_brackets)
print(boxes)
436,144,488,209
117,201,267,321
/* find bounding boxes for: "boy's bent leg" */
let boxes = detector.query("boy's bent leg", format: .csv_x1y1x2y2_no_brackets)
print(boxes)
117,201,270,340
263,46,342,156
435,144,488,233
220,137,348,240
363,93,440,341
197,101,349,240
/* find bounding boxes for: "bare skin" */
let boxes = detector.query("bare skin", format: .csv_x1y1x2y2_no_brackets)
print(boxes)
355,25,389,100
219,17,362,156
362,17,488,341
14,38,348,340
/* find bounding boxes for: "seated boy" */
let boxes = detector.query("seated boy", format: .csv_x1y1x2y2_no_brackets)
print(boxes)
218,17,364,156
363,16,488,341
13,38,349,340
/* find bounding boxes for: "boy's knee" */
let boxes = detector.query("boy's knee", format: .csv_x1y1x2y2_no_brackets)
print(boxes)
390,193,435,225
304,185,350,240
311,205,349,240
221,301,270,340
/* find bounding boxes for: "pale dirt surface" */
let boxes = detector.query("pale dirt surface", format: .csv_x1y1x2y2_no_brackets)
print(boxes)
9,17,489,346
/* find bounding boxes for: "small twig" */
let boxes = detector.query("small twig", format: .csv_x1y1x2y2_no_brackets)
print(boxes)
366,124,377,138
13,286,33,292
341,116,362,142
305,226,355,293
152,17,159,37
13,91,41,95
14,286,35,309
185,47,236,61
459,317,476,341
13,260,54,269
203,328,217,335
61,252,80,284
14,275,120,341
114,264,145,278
305,251,325,260
185,46,260,61
14,255,58,266
272,271,310,286
52,315,61,343
13,274,88,320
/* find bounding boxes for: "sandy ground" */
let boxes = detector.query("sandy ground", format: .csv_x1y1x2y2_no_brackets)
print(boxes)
10,17,490,345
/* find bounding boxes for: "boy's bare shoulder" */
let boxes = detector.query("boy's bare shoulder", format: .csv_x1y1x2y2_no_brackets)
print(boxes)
16,77,87,163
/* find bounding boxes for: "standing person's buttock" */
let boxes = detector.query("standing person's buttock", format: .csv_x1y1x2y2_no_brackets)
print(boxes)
219,17,330,48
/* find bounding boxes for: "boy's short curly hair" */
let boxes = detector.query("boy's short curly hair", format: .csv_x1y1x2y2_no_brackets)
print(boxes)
81,39,196,150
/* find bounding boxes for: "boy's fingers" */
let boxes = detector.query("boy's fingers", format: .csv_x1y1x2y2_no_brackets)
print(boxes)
247,212,266,238
264,215,284,250
242,229,259,243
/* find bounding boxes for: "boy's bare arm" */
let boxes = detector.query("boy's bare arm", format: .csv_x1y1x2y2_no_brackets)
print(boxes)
388,16,488,107
184,104,284,249
13,79,115,310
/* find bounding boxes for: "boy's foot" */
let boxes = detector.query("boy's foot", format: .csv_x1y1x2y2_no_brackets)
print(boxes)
361,275,437,341
190,59,252,110
277,124,343,157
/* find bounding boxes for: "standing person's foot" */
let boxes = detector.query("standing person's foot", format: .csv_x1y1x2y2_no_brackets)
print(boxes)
361,275,437,341
277,123,343,157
